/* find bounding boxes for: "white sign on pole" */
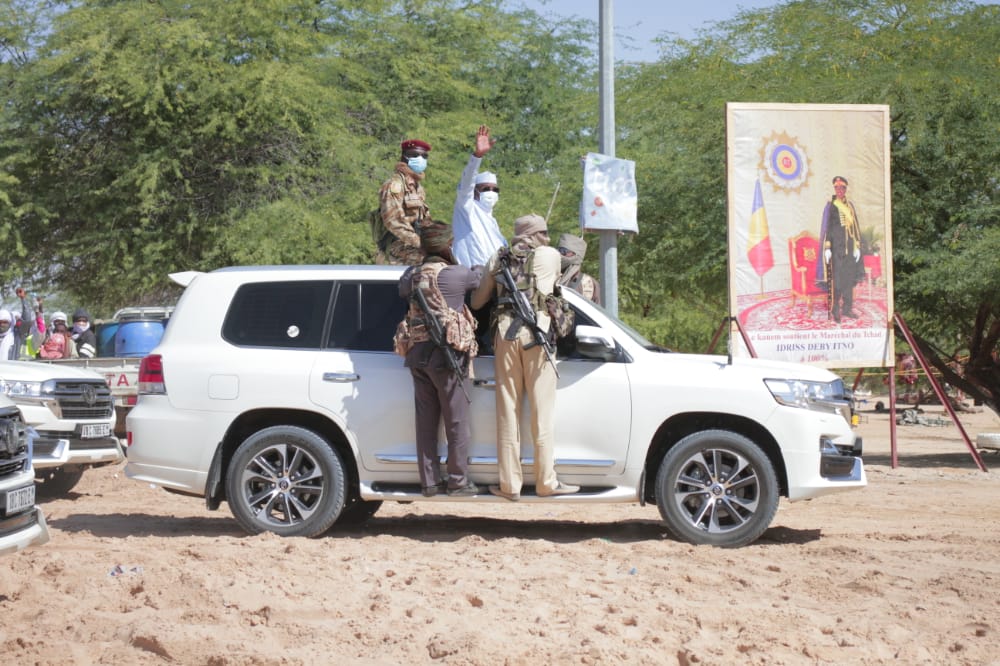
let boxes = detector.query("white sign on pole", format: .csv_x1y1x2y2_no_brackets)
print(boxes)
580,152,638,233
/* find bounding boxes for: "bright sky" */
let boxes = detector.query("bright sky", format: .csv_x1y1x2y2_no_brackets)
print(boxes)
518,0,781,61
518,0,998,62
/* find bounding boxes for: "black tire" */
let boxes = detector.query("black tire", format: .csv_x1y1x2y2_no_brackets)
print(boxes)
655,430,779,548
35,466,86,498
334,497,383,526
225,425,347,537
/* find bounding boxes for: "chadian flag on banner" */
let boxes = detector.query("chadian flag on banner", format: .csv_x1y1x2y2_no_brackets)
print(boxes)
747,178,774,276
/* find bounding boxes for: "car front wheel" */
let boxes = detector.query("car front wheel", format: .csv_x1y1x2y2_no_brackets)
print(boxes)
655,430,779,548
226,425,346,537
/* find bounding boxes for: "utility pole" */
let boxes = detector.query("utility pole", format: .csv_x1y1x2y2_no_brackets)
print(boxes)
597,0,618,315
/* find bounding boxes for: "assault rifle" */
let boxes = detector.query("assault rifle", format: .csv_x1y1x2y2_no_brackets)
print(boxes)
412,287,472,403
496,253,559,378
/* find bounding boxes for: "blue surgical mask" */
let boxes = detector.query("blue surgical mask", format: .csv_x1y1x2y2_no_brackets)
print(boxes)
407,156,427,173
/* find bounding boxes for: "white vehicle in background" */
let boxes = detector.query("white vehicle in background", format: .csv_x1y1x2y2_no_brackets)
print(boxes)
37,304,173,438
0,394,50,555
0,360,121,496
125,265,866,548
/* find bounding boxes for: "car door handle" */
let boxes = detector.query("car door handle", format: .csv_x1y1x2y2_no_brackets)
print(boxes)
472,378,496,388
323,372,360,383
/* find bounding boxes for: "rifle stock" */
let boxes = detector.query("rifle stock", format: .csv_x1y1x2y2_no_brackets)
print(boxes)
413,287,472,403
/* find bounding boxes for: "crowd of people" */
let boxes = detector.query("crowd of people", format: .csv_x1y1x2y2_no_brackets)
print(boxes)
0,288,98,361
386,125,600,499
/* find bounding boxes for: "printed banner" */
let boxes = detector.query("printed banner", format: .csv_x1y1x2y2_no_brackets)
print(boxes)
580,152,639,232
725,103,894,369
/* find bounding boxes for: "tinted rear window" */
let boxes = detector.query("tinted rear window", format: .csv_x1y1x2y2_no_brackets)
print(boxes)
222,281,332,349
328,281,407,352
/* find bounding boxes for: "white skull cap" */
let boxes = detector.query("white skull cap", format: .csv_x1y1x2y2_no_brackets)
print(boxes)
474,171,497,186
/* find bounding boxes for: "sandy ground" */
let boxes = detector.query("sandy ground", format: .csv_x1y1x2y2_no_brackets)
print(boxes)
3,399,1000,665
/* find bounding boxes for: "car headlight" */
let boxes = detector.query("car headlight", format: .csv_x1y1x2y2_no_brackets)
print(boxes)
764,377,850,423
0,379,45,398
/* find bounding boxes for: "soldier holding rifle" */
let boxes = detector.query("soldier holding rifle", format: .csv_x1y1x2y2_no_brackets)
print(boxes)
471,214,579,501
398,221,482,497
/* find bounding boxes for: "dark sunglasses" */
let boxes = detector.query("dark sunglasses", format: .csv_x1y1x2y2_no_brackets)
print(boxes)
558,247,575,256
477,186,499,193
403,151,428,159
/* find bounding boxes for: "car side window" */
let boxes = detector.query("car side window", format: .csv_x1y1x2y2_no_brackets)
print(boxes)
327,281,407,352
222,281,332,349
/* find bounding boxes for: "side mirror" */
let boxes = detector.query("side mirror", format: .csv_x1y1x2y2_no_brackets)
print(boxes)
575,325,619,362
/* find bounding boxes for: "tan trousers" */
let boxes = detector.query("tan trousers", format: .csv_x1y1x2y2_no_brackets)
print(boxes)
493,335,559,496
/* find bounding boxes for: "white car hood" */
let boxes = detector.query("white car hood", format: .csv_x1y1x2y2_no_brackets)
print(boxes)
0,360,106,382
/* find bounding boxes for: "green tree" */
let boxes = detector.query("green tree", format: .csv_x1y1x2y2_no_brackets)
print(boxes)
1,0,597,312
615,0,1000,408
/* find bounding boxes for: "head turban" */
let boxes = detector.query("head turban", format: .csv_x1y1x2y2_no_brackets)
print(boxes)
557,234,587,264
513,214,547,238
419,221,453,253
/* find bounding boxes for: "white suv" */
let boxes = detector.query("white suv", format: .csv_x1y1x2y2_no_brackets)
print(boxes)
125,265,865,547
0,395,49,555
0,360,121,495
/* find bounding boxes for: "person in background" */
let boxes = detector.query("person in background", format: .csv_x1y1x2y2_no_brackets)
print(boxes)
71,308,98,358
0,288,32,360
38,309,74,359
471,214,579,500
556,233,600,304
398,221,482,497
375,139,433,266
23,296,47,358
452,125,506,267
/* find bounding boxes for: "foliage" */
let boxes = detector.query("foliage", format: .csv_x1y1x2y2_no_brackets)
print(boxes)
1,0,596,310
614,0,1000,407
1,0,998,409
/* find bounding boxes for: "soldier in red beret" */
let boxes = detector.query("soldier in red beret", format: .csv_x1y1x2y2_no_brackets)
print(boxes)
374,139,434,265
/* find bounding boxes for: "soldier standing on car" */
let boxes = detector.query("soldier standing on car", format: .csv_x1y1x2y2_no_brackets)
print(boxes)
556,233,600,304
375,139,433,266
398,221,483,497
471,214,579,500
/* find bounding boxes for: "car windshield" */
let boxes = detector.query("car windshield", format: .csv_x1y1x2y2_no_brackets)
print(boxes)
574,294,672,353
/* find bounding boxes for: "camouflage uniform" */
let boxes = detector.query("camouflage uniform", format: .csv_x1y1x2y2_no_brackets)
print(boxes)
376,165,429,266
398,257,481,494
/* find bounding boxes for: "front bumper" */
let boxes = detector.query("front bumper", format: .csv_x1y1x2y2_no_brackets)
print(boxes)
33,434,123,469
0,505,50,555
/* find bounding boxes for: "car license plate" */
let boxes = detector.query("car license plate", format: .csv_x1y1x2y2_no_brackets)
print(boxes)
81,423,111,439
4,484,34,514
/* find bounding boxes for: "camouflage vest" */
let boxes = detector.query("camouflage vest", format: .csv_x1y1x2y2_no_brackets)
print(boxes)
495,246,575,340
395,260,478,357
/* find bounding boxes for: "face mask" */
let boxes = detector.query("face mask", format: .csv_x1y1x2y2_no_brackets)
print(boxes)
407,156,427,173
478,191,499,211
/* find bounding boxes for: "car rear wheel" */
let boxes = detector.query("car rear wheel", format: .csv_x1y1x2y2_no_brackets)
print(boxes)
226,425,346,537
655,430,779,548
